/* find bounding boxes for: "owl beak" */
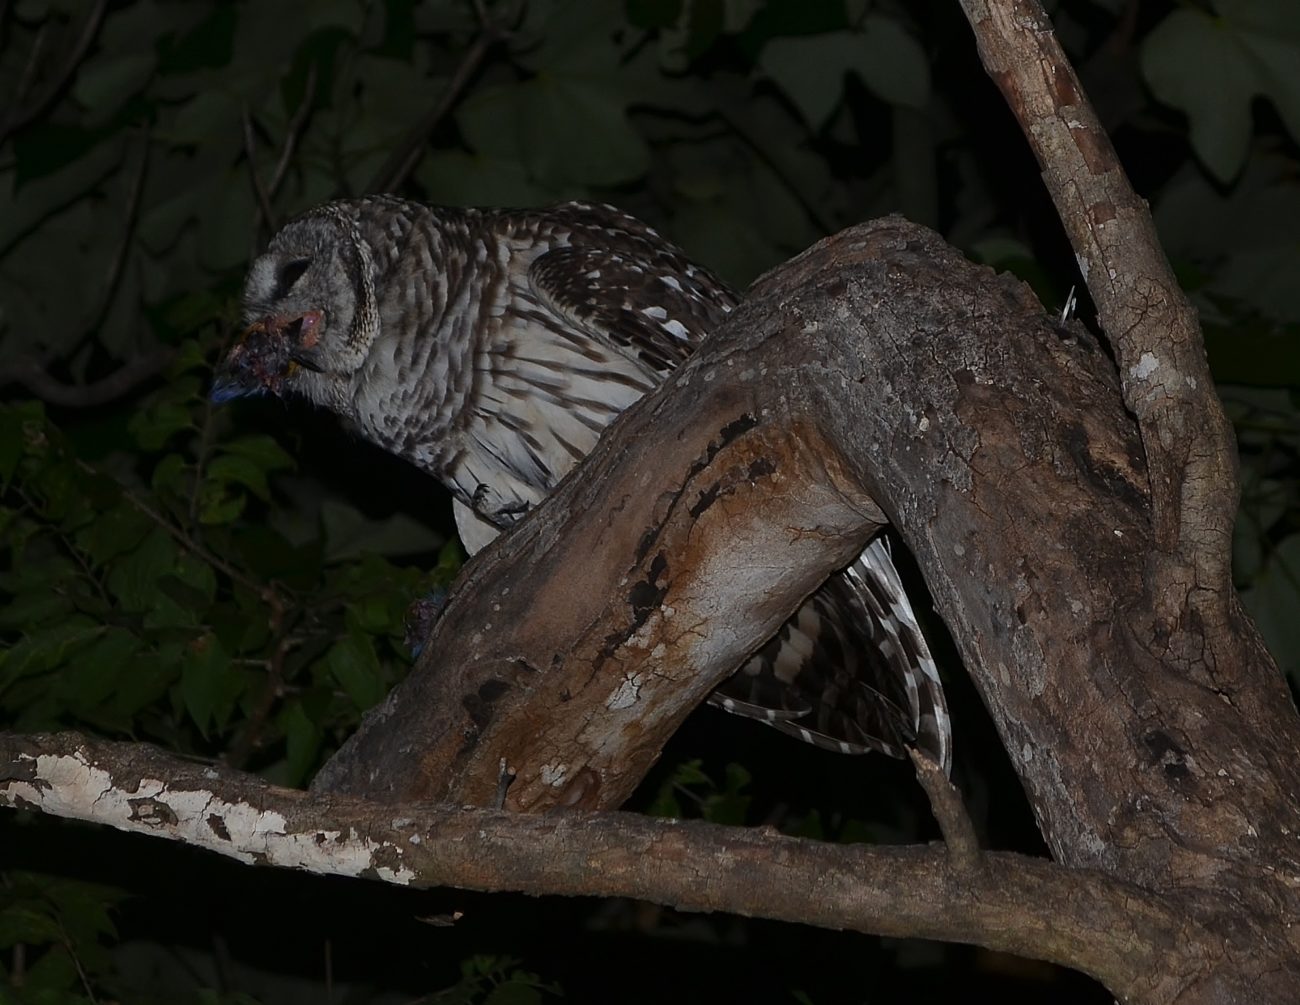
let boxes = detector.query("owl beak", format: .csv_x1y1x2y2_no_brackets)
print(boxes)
210,311,324,401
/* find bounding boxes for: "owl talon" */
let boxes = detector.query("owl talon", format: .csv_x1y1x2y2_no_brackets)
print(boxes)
472,482,531,525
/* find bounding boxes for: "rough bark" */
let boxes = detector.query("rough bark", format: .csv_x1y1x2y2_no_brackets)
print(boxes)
308,214,1300,999
0,730,1200,1002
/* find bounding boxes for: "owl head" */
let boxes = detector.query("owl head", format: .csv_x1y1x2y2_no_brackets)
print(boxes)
212,201,381,406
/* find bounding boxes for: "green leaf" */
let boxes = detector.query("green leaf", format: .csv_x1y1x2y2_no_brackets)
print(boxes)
111,643,182,719
180,633,232,735
0,591,74,631
168,90,243,147
319,498,444,563
56,628,140,715
760,19,929,129
279,700,323,787
151,452,190,495
458,78,649,187
628,0,684,29
1140,2,1300,184
857,15,931,110
144,551,218,629
106,529,178,612
72,52,156,124
0,622,103,691
129,401,196,451
206,453,273,501
218,433,295,472
75,500,153,566
324,634,386,711
0,401,45,484
1141,11,1254,182
0,905,64,948
417,152,559,208
197,480,247,525
484,983,543,1005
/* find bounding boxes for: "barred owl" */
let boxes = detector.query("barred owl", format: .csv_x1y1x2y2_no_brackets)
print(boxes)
213,197,952,772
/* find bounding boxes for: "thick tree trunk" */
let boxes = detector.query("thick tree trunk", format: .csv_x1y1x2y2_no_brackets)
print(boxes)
311,215,1300,1000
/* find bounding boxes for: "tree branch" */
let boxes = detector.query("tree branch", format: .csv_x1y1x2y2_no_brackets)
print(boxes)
242,105,278,234
0,730,1193,1001
957,0,1239,640
0,0,109,147
910,750,980,872
0,348,175,408
309,215,1300,1001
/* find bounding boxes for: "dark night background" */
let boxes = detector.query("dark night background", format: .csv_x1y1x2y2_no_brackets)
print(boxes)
2,1,1299,1001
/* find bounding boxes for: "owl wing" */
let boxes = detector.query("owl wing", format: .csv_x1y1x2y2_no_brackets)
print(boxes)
709,536,950,771
525,203,738,375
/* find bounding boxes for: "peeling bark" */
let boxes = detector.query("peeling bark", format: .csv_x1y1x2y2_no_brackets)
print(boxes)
0,731,1201,1002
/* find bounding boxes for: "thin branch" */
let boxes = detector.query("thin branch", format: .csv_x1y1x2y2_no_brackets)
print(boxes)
224,626,294,771
267,63,318,197
910,749,980,872
0,0,109,146
243,105,278,234
98,466,290,621
0,349,175,408
0,730,1193,1002
0,131,154,409
364,3,515,194
4,20,50,127
88,128,150,334
715,94,838,237
59,925,99,1005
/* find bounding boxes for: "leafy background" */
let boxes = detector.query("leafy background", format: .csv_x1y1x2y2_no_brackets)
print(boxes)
2,0,1298,1001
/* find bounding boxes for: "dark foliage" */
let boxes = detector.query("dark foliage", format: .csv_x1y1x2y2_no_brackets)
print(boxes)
1,0,1297,1000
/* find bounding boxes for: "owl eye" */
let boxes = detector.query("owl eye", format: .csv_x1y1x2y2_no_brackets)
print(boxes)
276,258,311,295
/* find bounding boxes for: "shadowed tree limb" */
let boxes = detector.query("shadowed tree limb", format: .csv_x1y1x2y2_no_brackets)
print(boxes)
0,0,108,147
0,730,1197,1003
0,348,175,408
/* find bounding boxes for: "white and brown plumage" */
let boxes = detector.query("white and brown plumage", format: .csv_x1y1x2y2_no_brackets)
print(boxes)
214,197,952,772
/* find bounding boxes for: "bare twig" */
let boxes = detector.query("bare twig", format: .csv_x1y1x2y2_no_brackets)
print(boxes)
245,62,319,244
0,349,175,408
267,63,318,198
111,478,299,765
715,95,838,237
59,927,99,1005
4,20,50,125
910,749,980,872
243,106,278,233
89,129,151,333
0,0,109,146
365,3,516,194
97,464,289,620
224,627,293,771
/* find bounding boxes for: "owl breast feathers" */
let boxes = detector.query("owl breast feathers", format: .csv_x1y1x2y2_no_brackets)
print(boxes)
214,197,951,772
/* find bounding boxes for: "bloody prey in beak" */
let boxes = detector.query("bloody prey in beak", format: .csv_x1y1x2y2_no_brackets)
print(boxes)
211,311,323,402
